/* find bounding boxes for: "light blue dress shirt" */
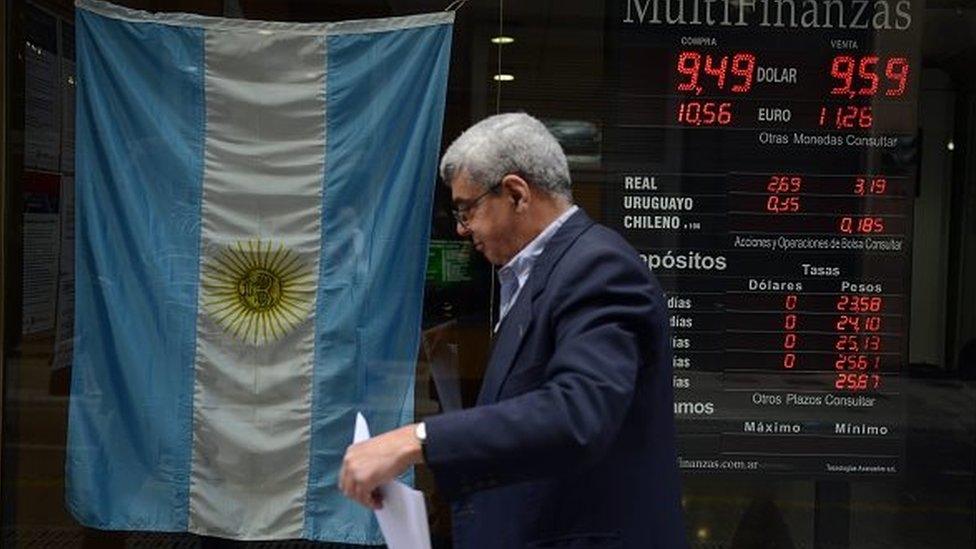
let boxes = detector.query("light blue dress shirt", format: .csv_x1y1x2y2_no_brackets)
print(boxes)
495,205,579,331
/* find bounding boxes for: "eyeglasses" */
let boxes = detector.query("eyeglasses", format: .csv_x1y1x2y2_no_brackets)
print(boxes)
450,183,501,228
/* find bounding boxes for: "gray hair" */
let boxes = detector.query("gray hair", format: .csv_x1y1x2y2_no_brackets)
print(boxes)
439,112,572,200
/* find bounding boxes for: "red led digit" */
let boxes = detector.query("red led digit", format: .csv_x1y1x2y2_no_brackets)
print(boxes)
837,105,858,128
840,216,886,234
677,51,702,93
857,56,880,96
717,102,732,124
858,106,873,128
782,291,797,371
885,57,909,96
704,54,728,89
863,217,884,233
820,105,872,130
676,51,757,95
677,102,733,126
864,335,881,351
834,373,873,391
836,315,861,332
830,55,856,97
854,177,890,195
840,217,853,233
784,314,797,330
835,335,857,351
686,102,701,125
702,102,717,124
830,55,909,98
730,53,756,93
767,175,801,192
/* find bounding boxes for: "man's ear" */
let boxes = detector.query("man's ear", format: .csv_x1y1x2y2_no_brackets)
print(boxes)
501,174,531,211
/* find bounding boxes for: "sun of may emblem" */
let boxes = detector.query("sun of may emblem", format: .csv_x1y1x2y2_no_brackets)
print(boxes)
201,240,315,345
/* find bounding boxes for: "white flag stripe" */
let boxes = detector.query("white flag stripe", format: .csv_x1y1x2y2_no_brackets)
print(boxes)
188,31,325,539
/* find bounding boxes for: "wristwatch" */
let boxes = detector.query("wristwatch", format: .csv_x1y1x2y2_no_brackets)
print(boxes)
414,421,427,445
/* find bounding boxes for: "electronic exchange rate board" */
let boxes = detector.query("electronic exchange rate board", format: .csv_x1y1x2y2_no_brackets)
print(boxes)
604,0,923,476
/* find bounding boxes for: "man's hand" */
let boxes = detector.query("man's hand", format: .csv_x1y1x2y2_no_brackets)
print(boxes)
339,423,424,509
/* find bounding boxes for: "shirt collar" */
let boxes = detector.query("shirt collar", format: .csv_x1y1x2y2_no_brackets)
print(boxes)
498,205,579,284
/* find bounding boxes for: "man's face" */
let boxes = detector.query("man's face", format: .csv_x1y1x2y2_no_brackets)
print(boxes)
450,172,520,266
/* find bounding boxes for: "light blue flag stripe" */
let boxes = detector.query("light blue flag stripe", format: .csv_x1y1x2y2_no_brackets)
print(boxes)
305,25,453,542
67,8,204,532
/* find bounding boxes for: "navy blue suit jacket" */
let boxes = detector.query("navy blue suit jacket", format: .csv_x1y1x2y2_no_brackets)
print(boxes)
425,210,687,548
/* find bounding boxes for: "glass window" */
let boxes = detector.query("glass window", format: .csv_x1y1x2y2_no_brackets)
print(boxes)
3,0,974,547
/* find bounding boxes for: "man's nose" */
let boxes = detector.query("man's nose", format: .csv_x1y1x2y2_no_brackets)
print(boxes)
456,221,471,237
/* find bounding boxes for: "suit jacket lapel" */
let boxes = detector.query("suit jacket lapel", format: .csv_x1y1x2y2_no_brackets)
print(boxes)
476,209,595,404
476,293,531,404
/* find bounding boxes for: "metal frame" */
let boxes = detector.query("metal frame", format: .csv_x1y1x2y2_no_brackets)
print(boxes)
0,0,9,487
0,0,26,514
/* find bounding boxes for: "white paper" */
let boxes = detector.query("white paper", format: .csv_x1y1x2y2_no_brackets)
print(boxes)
52,178,75,370
25,41,61,172
51,276,74,370
353,412,370,443
352,413,432,549
60,59,76,174
22,213,60,333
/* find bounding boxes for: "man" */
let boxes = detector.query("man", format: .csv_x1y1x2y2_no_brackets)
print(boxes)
339,113,686,548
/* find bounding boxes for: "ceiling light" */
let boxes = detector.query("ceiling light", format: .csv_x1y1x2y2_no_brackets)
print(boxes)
492,74,515,82
491,36,515,44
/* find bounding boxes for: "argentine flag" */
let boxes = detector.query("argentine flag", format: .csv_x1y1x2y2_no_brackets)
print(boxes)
67,0,452,542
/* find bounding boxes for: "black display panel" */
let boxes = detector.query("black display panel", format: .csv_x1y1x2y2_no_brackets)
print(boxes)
604,0,923,476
